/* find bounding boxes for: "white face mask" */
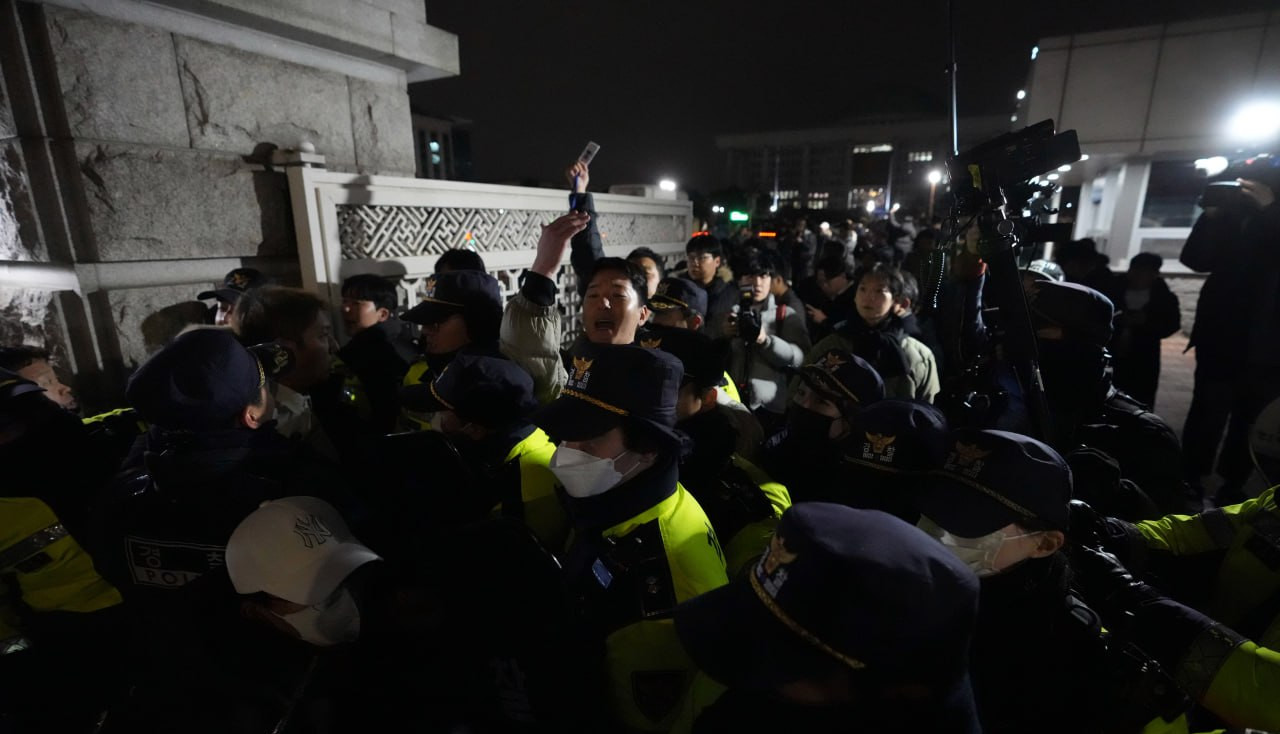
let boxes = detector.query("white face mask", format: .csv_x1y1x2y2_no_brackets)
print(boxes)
278,587,362,647
550,444,644,498
917,516,1039,578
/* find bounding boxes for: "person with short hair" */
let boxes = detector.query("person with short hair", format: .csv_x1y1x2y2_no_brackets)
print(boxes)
0,368,128,731
1110,252,1181,408
235,286,338,448
685,234,739,339
807,253,859,336
400,352,568,549
399,270,505,430
725,255,811,427
0,345,77,413
673,503,982,732
91,328,344,732
627,246,666,298
805,263,940,403
640,327,789,576
434,247,486,274
336,274,417,433
533,344,729,730
916,428,1189,733
197,267,270,328
762,349,886,504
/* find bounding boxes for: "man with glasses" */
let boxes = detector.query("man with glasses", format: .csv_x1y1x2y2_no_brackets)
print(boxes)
684,234,738,339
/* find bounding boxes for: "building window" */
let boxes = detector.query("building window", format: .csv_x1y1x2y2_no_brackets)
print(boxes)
1141,160,1206,228
908,151,933,162
852,144,893,154
807,192,830,209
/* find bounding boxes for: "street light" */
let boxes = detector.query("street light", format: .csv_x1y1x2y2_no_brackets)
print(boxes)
1226,101,1280,143
1016,90,1026,100
658,179,677,192
926,170,943,219
865,200,877,214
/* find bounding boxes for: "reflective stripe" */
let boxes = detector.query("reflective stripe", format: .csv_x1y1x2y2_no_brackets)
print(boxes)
0,524,68,571
1200,508,1236,549
1173,623,1245,700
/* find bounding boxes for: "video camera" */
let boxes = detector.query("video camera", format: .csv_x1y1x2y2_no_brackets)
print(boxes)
930,120,1082,443
1199,154,1280,209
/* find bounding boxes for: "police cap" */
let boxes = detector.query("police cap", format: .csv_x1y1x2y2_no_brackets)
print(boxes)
795,349,885,413
127,328,266,431
197,267,269,303
1027,280,1115,348
400,352,537,428
402,270,503,326
675,504,979,689
916,428,1072,537
534,343,683,449
842,399,949,474
649,277,708,317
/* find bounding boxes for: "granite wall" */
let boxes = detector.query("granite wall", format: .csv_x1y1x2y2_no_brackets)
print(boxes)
0,0,433,410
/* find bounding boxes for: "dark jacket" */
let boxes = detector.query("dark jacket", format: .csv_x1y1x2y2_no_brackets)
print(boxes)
1109,278,1181,406
89,427,349,733
702,277,741,340
972,554,1179,733
336,319,416,433
1181,202,1280,373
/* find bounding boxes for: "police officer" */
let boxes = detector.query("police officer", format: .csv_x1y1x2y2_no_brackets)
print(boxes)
1029,279,1196,516
1071,540,1280,732
640,326,790,576
399,269,504,430
334,273,416,434
0,369,127,733
1074,481,1280,729
673,504,982,732
832,398,949,521
914,429,1191,733
400,352,567,550
533,344,729,731
91,328,346,732
197,266,269,328
646,276,758,453
761,348,885,503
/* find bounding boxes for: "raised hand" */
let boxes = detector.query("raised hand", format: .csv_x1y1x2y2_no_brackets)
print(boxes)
531,211,591,277
566,161,590,194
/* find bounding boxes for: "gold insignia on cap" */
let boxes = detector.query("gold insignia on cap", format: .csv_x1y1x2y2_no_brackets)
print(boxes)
952,442,991,465
571,356,594,382
640,338,662,349
229,272,249,288
865,432,896,455
656,281,670,296
821,351,846,372
761,533,798,577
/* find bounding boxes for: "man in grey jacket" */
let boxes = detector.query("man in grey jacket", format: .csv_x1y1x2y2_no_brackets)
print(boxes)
725,254,811,431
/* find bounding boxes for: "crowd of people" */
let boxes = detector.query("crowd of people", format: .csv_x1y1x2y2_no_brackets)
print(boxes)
2,158,1279,734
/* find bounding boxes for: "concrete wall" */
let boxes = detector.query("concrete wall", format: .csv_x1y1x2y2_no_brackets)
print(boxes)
0,0,455,411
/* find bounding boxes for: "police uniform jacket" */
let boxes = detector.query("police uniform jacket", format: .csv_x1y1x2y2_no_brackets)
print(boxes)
559,457,729,732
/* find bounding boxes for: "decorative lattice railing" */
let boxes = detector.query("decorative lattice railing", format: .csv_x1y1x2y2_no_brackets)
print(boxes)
279,152,692,346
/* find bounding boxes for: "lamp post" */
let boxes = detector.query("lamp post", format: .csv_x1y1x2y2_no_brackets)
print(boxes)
926,170,943,220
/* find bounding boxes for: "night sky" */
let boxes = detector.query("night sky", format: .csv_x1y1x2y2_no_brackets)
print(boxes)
414,1,1277,193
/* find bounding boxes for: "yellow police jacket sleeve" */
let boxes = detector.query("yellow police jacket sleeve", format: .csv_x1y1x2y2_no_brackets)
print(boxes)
1136,487,1274,555
505,428,570,552
1198,641,1280,731
0,498,122,615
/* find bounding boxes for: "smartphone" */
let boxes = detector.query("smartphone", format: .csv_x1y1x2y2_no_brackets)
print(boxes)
578,141,601,166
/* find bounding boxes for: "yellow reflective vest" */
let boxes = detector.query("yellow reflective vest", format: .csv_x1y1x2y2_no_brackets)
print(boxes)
592,485,729,732
496,428,569,551
0,498,122,645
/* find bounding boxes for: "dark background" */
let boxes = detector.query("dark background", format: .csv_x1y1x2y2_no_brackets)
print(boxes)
414,1,1277,192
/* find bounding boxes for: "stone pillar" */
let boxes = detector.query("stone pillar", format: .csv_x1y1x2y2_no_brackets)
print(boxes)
0,0,458,411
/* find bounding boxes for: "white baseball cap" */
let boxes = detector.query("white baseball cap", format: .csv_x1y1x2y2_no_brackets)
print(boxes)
226,496,381,605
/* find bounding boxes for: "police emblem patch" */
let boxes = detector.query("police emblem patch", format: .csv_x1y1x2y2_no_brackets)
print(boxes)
570,356,594,387
639,338,662,349
821,351,846,372
862,432,897,463
756,532,798,597
946,442,991,478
